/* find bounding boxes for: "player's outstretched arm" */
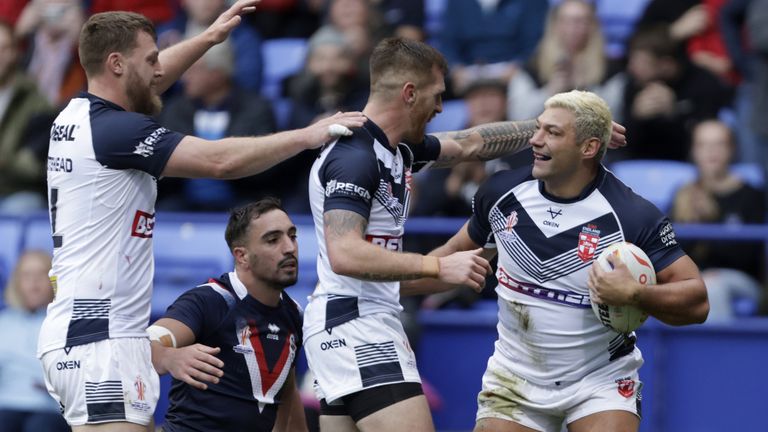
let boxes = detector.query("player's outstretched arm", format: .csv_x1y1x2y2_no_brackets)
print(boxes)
162,111,365,179
430,120,626,168
156,0,260,93
324,210,490,288
588,254,709,326
149,318,225,390
401,222,496,296
272,369,307,432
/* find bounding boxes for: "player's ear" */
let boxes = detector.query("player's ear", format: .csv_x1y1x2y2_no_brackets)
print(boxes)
581,137,601,159
106,52,124,75
402,82,417,106
232,246,248,266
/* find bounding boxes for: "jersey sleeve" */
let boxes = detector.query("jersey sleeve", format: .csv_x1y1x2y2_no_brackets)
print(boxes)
91,109,184,177
162,286,227,340
319,140,380,219
404,135,441,173
633,217,686,273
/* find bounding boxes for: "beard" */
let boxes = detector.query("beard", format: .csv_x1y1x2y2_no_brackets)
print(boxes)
126,68,162,116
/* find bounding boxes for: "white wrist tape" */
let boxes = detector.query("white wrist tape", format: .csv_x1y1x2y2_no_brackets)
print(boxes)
147,325,177,348
328,123,353,137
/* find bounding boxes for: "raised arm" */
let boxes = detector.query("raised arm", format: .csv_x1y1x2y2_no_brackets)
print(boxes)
149,317,225,390
323,210,490,288
589,254,709,326
162,111,365,178
157,0,259,93
430,120,626,168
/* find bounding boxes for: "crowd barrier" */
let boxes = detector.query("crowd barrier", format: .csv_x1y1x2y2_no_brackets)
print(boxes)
1,212,766,431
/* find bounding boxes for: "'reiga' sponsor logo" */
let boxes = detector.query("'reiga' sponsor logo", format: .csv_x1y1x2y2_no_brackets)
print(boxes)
131,210,155,238
325,179,371,201
133,127,170,157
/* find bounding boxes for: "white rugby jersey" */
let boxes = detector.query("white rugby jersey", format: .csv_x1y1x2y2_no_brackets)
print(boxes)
303,119,440,337
37,93,183,356
468,166,685,384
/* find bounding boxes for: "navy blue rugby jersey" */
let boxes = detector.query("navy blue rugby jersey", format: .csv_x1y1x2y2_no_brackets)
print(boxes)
39,93,184,356
162,272,302,432
303,119,440,336
467,165,685,383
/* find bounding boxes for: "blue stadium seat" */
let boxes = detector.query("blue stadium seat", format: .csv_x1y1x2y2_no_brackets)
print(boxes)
425,0,447,42
593,0,651,58
732,162,765,188
261,38,308,100
426,99,468,134
608,160,697,212
272,98,293,131
151,214,233,317
22,215,54,252
0,215,25,299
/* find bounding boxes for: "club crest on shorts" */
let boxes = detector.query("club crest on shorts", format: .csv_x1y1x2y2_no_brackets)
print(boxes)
615,377,635,398
577,224,601,262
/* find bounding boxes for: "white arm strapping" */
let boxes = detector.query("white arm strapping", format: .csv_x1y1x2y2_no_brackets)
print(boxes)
147,325,177,348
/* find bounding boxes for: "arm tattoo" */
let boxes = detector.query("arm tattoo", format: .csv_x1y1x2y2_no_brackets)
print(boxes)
324,210,367,239
475,120,536,161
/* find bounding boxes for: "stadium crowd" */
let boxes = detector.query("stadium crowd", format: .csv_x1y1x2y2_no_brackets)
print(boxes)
0,0,766,431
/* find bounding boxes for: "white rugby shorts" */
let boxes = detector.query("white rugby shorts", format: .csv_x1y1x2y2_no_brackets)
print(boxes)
304,312,421,404
40,337,159,426
477,353,642,431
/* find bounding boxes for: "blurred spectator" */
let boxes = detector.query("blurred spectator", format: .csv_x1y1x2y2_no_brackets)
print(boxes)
721,0,768,164
508,0,626,122
637,0,706,42
0,20,51,214
158,43,277,212
15,0,85,106
437,0,548,96
0,0,29,26
671,120,765,321
687,0,739,84
248,0,322,39
0,250,69,432
319,0,387,85
88,0,177,25
157,0,263,92
373,0,426,41
618,24,732,161
285,26,367,129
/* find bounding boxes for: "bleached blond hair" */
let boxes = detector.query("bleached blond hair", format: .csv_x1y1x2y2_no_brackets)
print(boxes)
545,90,612,160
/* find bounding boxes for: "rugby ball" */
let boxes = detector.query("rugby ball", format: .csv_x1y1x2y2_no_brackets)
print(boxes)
591,242,655,333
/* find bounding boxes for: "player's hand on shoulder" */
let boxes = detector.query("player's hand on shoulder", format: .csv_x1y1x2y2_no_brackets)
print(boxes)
437,248,492,293
163,344,225,391
302,111,367,149
608,121,627,149
206,0,260,44
588,254,640,306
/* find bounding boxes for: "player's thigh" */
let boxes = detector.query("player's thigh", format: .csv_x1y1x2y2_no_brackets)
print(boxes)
320,414,359,432
72,421,152,432
475,417,541,432
356,393,433,432
567,410,639,432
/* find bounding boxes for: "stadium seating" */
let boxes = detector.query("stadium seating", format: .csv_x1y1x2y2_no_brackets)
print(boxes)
608,159,697,212
261,38,308,100
426,99,468,134
271,97,293,131
732,162,765,188
0,216,25,298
